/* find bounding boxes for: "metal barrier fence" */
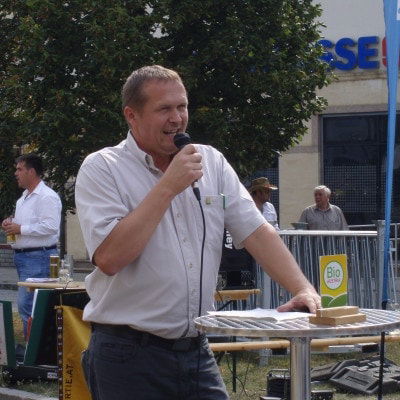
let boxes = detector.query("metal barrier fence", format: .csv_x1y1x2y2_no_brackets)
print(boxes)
216,221,400,311
261,230,380,309
350,221,400,290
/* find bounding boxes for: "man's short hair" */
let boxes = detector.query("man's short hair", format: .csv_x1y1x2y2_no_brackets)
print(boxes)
314,185,331,197
121,65,184,112
16,153,43,176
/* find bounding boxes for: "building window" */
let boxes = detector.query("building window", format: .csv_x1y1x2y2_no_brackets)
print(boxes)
323,113,400,225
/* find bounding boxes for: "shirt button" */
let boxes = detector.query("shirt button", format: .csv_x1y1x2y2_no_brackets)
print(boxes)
177,213,181,218
188,263,193,269
183,237,187,243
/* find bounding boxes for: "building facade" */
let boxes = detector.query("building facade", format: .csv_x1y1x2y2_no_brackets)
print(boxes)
279,0,400,228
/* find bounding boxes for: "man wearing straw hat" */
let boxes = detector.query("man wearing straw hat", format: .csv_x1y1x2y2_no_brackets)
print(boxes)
249,177,280,230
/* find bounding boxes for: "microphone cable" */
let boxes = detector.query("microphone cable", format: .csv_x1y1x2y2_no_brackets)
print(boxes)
196,188,206,390
173,133,207,399
197,195,206,319
172,134,206,319
195,161,206,400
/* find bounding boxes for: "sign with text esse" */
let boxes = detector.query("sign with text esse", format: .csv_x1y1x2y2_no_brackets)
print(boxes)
318,36,382,70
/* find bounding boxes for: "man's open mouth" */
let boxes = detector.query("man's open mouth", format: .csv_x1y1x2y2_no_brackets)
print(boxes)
164,130,180,135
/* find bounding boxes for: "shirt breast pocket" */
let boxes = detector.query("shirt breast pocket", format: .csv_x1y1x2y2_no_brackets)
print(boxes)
190,195,224,251
328,212,340,224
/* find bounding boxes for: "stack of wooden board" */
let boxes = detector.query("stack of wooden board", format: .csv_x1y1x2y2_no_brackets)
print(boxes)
309,306,366,326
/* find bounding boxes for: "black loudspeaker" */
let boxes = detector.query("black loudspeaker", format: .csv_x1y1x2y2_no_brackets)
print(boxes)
219,230,255,289
266,369,335,400
267,369,290,399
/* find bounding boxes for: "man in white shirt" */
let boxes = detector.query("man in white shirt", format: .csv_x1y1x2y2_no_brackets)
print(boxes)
249,177,280,230
1,153,61,338
75,65,320,400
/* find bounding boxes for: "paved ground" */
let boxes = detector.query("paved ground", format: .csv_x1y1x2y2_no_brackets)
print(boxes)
0,268,22,311
0,387,56,400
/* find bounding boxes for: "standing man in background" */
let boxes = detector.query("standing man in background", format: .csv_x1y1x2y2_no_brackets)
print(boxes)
75,65,320,400
249,177,280,308
299,185,348,230
1,153,61,338
249,177,280,230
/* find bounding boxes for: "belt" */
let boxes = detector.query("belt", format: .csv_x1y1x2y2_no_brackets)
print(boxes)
14,245,57,253
92,323,205,352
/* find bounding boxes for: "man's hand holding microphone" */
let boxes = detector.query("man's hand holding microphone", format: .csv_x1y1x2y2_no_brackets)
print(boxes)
160,133,203,200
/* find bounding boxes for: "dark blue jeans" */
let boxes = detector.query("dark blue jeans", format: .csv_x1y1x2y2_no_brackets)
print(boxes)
14,248,58,337
81,327,229,400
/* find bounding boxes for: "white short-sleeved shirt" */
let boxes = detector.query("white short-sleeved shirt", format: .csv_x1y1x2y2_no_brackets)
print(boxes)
262,202,279,230
75,132,265,338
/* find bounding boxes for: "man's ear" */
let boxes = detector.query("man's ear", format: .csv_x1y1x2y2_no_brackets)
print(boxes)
123,106,138,127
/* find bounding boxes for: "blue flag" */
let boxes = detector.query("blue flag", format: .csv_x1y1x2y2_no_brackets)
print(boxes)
382,0,400,306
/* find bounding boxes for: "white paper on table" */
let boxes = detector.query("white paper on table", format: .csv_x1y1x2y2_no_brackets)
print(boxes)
25,278,59,283
207,308,311,321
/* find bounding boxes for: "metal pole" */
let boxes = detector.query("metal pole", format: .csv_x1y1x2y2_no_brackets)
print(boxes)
290,337,311,400
376,220,385,308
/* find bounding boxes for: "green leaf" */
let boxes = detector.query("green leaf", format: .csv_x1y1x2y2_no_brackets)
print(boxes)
328,294,348,308
321,295,333,308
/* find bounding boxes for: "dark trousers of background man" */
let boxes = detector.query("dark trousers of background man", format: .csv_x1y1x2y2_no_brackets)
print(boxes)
14,247,58,337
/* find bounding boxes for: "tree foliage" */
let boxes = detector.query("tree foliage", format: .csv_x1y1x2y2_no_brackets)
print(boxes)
0,0,330,219
0,0,160,219
151,0,330,175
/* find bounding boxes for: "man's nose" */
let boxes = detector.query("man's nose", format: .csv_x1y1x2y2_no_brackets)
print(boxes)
169,109,183,123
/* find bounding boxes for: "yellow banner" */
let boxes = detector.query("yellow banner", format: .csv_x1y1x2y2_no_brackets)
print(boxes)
56,306,91,400
319,254,348,308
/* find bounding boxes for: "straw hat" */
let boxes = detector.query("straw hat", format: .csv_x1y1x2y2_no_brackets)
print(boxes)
249,177,278,193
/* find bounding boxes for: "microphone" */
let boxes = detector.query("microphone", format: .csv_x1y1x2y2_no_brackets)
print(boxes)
173,133,201,201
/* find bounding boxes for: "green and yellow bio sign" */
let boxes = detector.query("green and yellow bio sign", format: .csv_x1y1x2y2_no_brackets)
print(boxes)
319,254,348,308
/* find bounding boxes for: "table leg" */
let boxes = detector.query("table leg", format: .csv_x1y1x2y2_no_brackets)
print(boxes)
231,299,240,392
232,336,237,392
290,337,311,400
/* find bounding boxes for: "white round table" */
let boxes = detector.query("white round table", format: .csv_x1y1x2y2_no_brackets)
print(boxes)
195,309,400,400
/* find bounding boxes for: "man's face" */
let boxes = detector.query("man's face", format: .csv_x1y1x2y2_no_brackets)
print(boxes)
314,189,329,208
261,188,271,204
253,188,270,204
15,162,33,189
125,79,188,160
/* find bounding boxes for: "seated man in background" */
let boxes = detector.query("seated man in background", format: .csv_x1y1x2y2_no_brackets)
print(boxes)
299,185,348,230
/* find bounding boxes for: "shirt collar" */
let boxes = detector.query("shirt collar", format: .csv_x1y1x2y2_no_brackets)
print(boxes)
313,203,332,212
125,130,160,173
23,180,44,199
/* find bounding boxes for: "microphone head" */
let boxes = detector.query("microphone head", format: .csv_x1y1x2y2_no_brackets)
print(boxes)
173,133,191,150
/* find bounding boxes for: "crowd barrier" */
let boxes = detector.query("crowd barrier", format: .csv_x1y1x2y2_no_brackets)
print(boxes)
218,221,400,311
267,229,380,309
